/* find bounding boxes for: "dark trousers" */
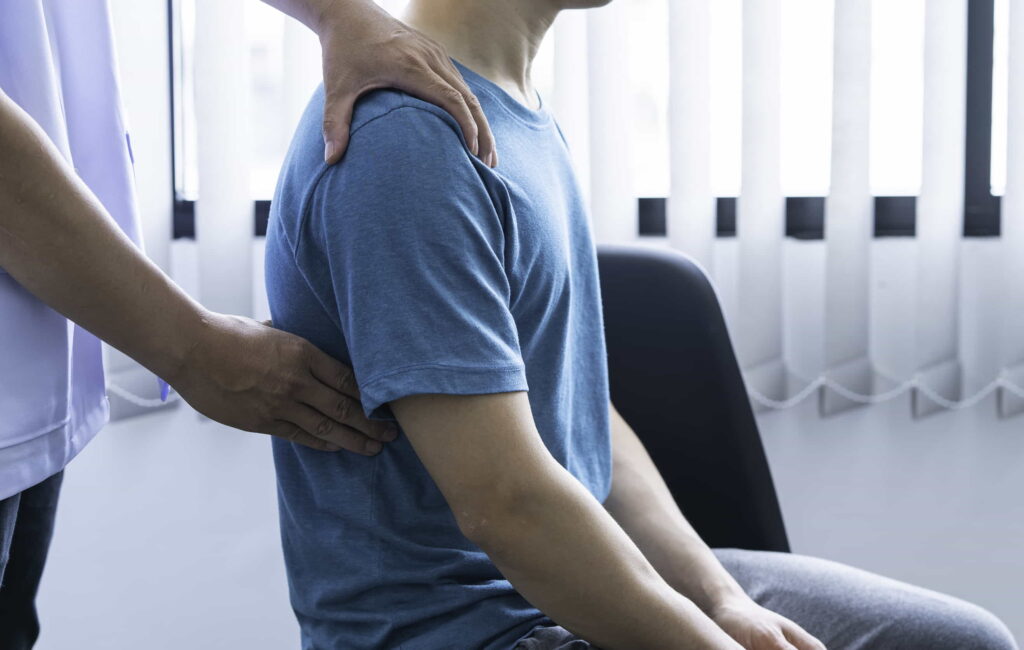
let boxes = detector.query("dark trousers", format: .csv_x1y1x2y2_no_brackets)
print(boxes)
0,472,63,650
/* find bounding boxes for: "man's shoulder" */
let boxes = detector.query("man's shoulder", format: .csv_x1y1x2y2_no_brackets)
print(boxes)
277,86,482,221
349,88,463,142
289,87,502,237
284,86,469,181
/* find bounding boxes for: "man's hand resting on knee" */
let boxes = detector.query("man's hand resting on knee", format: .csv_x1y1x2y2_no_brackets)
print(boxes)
603,404,825,650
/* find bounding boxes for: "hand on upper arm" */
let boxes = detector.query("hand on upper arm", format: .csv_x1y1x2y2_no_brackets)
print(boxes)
390,392,559,529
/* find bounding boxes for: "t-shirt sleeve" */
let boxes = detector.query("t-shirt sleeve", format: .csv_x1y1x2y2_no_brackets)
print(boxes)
302,104,526,419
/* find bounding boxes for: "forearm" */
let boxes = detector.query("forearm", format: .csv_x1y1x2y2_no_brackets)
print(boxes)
475,461,741,650
603,404,748,614
0,91,205,383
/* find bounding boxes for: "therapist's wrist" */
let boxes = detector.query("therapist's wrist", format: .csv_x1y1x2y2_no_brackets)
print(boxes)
310,0,379,38
154,302,214,389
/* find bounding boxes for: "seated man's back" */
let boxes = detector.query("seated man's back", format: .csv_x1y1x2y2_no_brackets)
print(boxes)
265,61,611,649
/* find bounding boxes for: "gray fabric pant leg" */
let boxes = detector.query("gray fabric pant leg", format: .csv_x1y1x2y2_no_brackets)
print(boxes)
715,549,1018,650
512,550,1018,650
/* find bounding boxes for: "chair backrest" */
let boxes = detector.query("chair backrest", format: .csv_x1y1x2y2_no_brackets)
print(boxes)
598,244,790,552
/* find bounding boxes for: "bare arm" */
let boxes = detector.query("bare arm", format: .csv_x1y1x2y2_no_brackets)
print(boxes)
604,404,826,650
0,90,393,453
261,0,496,166
391,391,742,650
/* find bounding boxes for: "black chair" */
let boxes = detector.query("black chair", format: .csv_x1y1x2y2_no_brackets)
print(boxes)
598,244,790,553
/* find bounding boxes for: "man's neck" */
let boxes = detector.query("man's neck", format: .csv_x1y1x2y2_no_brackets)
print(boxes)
403,0,558,109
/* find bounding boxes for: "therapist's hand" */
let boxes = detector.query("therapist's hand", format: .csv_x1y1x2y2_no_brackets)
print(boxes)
0,88,390,455
169,312,395,455
262,0,495,166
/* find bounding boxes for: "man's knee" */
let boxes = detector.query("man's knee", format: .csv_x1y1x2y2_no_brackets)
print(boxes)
879,598,1017,650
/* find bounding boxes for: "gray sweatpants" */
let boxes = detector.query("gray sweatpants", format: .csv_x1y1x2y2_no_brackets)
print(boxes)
513,549,1018,650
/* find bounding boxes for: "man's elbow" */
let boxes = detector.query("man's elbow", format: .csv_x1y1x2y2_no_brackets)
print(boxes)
451,464,561,555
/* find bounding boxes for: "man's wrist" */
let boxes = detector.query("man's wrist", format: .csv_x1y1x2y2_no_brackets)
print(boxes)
673,571,749,616
702,582,754,618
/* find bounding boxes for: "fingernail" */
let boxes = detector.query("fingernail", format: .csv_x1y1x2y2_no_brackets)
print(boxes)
490,151,499,168
365,440,383,455
383,426,399,442
470,138,480,157
324,140,338,163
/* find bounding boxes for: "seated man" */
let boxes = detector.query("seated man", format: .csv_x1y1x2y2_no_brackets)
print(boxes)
265,0,1019,648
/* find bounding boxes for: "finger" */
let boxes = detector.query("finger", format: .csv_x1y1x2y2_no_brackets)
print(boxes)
770,637,799,650
269,421,342,453
782,623,827,650
287,404,383,456
323,89,357,164
306,346,360,399
394,68,481,161
432,59,497,167
752,627,798,650
299,379,398,443
767,630,799,650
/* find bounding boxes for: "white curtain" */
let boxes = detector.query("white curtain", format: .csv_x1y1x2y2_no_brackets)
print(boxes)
822,0,873,415
913,0,968,416
1002,0,1024,417
667,0,715,271
194,0,253,317
736,0,789,405
586,3,637,243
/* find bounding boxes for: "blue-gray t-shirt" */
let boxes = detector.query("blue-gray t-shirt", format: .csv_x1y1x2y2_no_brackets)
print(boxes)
265,62,611,649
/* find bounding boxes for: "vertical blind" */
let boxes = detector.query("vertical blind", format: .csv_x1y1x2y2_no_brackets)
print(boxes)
1003,0,1024,417
591,0,1018,417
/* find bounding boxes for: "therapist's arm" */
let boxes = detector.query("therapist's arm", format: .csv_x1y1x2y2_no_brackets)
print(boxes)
0,91,394,454
391,391,742,650
261,0,496,166
603,404,825,650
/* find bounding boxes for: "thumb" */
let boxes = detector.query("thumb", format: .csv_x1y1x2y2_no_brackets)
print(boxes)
323,92,356,165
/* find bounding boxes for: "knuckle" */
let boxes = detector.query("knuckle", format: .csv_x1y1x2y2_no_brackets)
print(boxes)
284,375,302,399
316,417,334,438
754,628,776,642
464,93,483,111
399,52,422,74
440,86,465,104
335,398,351,422
336,365,354,390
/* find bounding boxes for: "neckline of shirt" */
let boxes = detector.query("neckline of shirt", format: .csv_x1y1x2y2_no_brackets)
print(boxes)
453,59,553,130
